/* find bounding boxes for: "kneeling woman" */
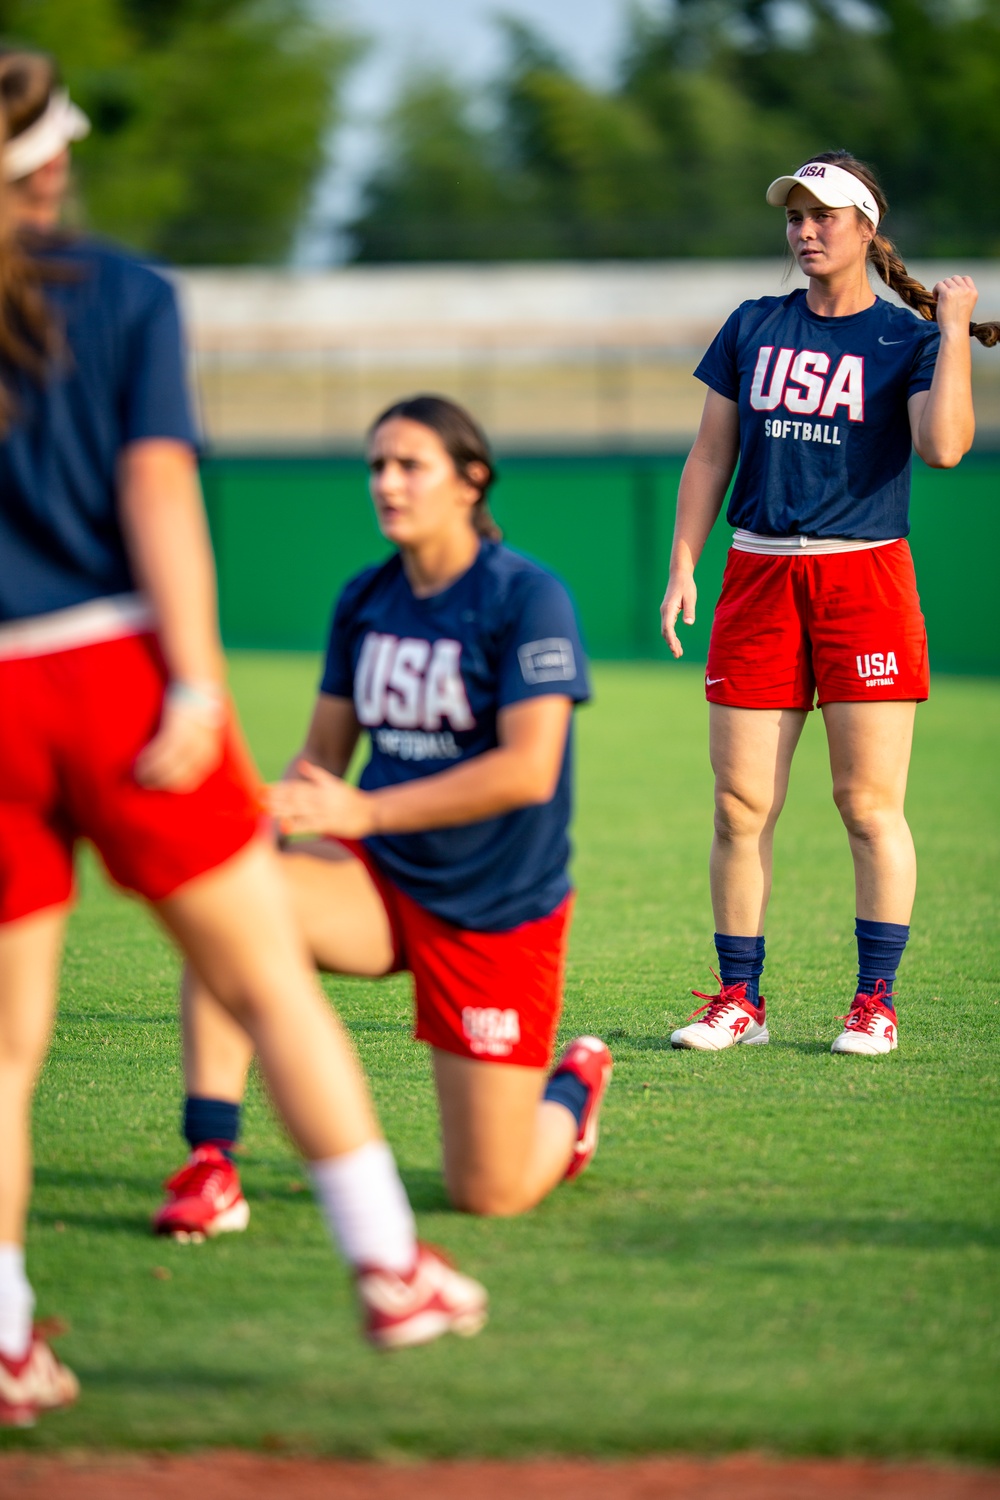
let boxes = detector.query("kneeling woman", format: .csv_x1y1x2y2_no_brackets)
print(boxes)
157,395,612,1236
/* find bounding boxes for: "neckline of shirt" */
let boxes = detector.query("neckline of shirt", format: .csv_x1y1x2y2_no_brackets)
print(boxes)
792,287,882,327
398,539,488,608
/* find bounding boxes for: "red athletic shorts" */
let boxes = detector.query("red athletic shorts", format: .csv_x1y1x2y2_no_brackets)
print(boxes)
705,540,929,711
0,632,261,924
339,840,572,1069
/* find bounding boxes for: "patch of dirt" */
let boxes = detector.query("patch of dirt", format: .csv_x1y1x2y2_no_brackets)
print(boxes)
1,1452,998,1500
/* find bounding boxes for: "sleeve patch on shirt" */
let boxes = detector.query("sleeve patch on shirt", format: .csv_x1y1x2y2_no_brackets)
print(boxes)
518,637,577,685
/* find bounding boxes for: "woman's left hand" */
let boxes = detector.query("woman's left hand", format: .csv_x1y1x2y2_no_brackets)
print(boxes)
266,760,376,839
934,275,978,335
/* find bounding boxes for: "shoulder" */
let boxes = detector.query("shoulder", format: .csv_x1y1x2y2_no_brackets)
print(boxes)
873,296,940,344
717,294,802,346
49,238,182,334
68,238,177,298
481,543,575,613
334,554,398,619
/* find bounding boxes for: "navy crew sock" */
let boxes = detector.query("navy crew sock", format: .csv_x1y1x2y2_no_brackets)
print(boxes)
543,1072,589,1129
183,1096,241,1159
714,933,766,1007
855,918,909,1009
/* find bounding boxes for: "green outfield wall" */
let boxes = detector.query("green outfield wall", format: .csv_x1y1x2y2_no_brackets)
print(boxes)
201,453,999,675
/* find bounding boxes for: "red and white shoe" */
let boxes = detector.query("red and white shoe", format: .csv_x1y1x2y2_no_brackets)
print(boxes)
549,1035,614,1181
152,1144,250,1243
357,1242,488,1350
670,977,769,1050
831,981,898,1055
0,1323,79,1428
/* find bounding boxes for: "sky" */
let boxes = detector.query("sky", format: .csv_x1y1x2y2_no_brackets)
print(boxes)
297,0,636,262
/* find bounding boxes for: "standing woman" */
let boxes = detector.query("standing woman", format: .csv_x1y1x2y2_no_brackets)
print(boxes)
156,395,612,1236
0,52,485,1426
660,151,997,1055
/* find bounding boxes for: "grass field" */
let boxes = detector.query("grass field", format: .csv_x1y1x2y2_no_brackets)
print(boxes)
8,660,1000,1460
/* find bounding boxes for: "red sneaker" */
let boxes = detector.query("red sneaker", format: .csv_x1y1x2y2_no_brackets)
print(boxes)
831,980,898,1055
549,1035,614,1181
0,1323,79,1428
670,976,769,1051
357,1242,488,1350
152,1144,250,1243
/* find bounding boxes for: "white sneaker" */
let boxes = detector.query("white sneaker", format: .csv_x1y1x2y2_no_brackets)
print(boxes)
831,980,898,1055
357,1242,488,1349
670,978,769,1051
0,1324,79,1428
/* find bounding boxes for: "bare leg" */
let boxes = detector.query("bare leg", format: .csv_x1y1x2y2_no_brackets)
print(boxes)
823,700,918,922
0,907,67,1245
709,704,808,934
159,838,382,1162
181,847,576,1216
180,840,395,1105
433,1051,577,1217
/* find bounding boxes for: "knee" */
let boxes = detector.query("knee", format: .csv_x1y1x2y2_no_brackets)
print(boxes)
445,1176,529,1218
714,785,771,843
833,785,900,843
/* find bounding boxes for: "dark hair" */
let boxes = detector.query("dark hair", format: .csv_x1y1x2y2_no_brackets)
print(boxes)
797,150,999,348
0,50,70,432
368,393,502,541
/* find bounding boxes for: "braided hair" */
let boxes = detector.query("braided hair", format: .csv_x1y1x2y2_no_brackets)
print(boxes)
800,150,999,348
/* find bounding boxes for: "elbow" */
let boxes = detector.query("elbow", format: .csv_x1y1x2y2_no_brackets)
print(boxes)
916,429,974,470
919,448,965,470
513,762,561,810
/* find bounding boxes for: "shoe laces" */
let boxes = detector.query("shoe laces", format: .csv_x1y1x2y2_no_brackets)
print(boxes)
687,970,752,1025
163,1148,229,1200
839,978,895,1032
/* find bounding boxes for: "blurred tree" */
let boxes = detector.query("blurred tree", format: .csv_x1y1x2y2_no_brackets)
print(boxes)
350,0,1000,260
0,0,360,262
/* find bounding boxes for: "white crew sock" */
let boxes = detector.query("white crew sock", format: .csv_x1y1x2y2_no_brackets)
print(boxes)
0,1245,34,1361
309,1140,416,1274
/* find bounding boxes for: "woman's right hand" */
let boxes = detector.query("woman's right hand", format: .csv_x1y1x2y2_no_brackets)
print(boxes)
660,571,697,658
134,693,225,792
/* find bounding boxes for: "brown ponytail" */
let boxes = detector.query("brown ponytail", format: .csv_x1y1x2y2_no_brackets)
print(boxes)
0,50,67,433
369,393,503,541
802,151,1000,348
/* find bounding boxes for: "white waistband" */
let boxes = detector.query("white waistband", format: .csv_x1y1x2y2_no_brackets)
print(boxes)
732,530,900,556
0,593,155,661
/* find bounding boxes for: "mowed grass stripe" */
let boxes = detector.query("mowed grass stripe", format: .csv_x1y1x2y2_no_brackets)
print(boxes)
12,660,1000,1458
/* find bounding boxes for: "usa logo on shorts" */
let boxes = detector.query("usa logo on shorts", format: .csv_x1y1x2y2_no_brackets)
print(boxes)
462,1006,521,1057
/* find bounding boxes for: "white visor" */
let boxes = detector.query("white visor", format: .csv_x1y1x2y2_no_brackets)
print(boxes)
766,161,880,229
4,90,90,182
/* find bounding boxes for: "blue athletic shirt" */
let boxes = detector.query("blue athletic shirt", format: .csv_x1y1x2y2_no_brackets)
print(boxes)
694,288,940,539
0,239,196,623
320,541,590,932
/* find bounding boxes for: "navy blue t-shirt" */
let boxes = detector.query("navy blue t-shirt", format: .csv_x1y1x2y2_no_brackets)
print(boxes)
320,541,590,932
0,239,197,623
695,288,940,539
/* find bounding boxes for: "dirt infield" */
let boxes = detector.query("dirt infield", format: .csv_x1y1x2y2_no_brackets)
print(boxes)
1,1453,998,1500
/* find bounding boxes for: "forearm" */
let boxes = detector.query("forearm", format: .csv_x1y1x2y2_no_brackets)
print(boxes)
669,450,732,577
118,443,224,688
916,332,975,467
366,747,552,834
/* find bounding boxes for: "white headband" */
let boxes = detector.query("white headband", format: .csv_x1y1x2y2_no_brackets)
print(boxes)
4,90,90,182
765,161,880,229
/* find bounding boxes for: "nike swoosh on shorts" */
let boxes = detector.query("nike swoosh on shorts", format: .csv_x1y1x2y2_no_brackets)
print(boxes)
706,677,725,685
